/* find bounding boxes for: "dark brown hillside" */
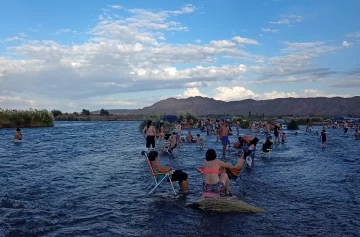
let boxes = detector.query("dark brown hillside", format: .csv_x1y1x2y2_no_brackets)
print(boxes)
102,96,360,116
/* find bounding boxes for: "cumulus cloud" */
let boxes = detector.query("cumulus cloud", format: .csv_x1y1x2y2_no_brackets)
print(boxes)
232,36,260,45
0,4,354,111
212,87,351,101
176,88,207,98
342,41,351,47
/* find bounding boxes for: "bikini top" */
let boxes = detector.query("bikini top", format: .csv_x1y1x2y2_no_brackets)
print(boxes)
201,168,220,175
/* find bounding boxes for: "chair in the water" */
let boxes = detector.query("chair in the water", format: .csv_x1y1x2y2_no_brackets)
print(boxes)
141,151,177,195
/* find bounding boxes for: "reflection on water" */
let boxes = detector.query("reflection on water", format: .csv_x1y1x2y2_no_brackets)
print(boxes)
1,122,359,236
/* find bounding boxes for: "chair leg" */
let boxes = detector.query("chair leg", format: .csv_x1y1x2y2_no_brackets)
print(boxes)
147,181,155,189
147,175,170,195
168,177,177,195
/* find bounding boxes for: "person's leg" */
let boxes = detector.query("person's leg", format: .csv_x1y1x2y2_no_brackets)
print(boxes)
180,180,188,192
172,171,188,193
220,173,230,194
146,137,150,152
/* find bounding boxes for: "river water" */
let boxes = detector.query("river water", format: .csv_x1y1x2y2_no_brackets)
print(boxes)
1,121,359,237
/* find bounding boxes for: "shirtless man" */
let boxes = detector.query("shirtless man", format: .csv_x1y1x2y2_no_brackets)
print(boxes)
220,121,230,155
343,121,349,136
143,120,156,152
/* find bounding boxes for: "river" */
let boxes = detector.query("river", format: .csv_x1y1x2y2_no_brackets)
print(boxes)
1,121,359,236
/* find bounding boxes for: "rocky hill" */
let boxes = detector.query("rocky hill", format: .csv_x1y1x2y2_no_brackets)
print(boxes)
101,96,360,117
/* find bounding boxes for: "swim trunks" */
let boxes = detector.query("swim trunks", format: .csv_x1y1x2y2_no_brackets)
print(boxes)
221,136,229,145
202,182,225,194
146,136,155,148
344,128,348,133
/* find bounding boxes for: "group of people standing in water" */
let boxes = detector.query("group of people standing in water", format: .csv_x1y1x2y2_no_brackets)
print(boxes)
142,117,360,197
141,119,280,196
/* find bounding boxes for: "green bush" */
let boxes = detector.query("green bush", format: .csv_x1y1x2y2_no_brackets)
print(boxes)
287,119,299,130
240,120,249,129
0,109,54,128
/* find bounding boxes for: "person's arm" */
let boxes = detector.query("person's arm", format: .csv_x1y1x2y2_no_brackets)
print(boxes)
153,127,156,138
219,160,233,169
232,158,246,170
154,162,172,173
142,127,147,139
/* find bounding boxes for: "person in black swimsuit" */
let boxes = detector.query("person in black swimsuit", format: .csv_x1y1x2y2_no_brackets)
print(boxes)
321,129,327,148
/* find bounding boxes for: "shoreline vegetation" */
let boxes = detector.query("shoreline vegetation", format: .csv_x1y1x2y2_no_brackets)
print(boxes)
0,109,54,128
0,107,350,129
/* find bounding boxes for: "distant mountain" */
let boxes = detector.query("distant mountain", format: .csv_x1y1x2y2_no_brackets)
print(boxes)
96,96,360,117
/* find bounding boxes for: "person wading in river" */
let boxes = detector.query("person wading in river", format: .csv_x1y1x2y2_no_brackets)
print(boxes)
143,120,156,152
220,121,230,155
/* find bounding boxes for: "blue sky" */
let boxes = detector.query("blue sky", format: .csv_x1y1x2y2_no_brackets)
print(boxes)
0,0,359,111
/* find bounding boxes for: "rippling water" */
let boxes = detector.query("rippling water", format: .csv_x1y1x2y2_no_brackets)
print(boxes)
1,121,359,237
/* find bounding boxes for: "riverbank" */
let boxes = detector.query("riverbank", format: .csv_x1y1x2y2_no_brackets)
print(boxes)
0,109,54,128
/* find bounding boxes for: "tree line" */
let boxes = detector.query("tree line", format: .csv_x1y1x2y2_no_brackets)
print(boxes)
51,108,110,118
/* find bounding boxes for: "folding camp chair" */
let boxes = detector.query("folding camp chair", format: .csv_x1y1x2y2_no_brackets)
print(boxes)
141,151,177,195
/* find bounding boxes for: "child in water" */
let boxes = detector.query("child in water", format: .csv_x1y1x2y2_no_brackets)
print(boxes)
197,134,204,148
281,132,286,143
14,128,22,140
321,129,327,148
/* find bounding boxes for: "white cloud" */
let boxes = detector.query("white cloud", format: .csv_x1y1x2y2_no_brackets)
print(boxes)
55,29,72,35
270,15,303,25
212,86,351,101
232,36,260,45
6,36,22,42
0,4,353,111
0,96,37,109
282,41,325,49
346,31,360,38
342,41,351,47
176,88,207,98
269,19,290,24
262,28,279,32
209,40,236,48
111,5,123,9
285,14,303,22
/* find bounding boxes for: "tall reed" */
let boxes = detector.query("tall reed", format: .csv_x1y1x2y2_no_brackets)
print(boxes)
0,109,54,128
